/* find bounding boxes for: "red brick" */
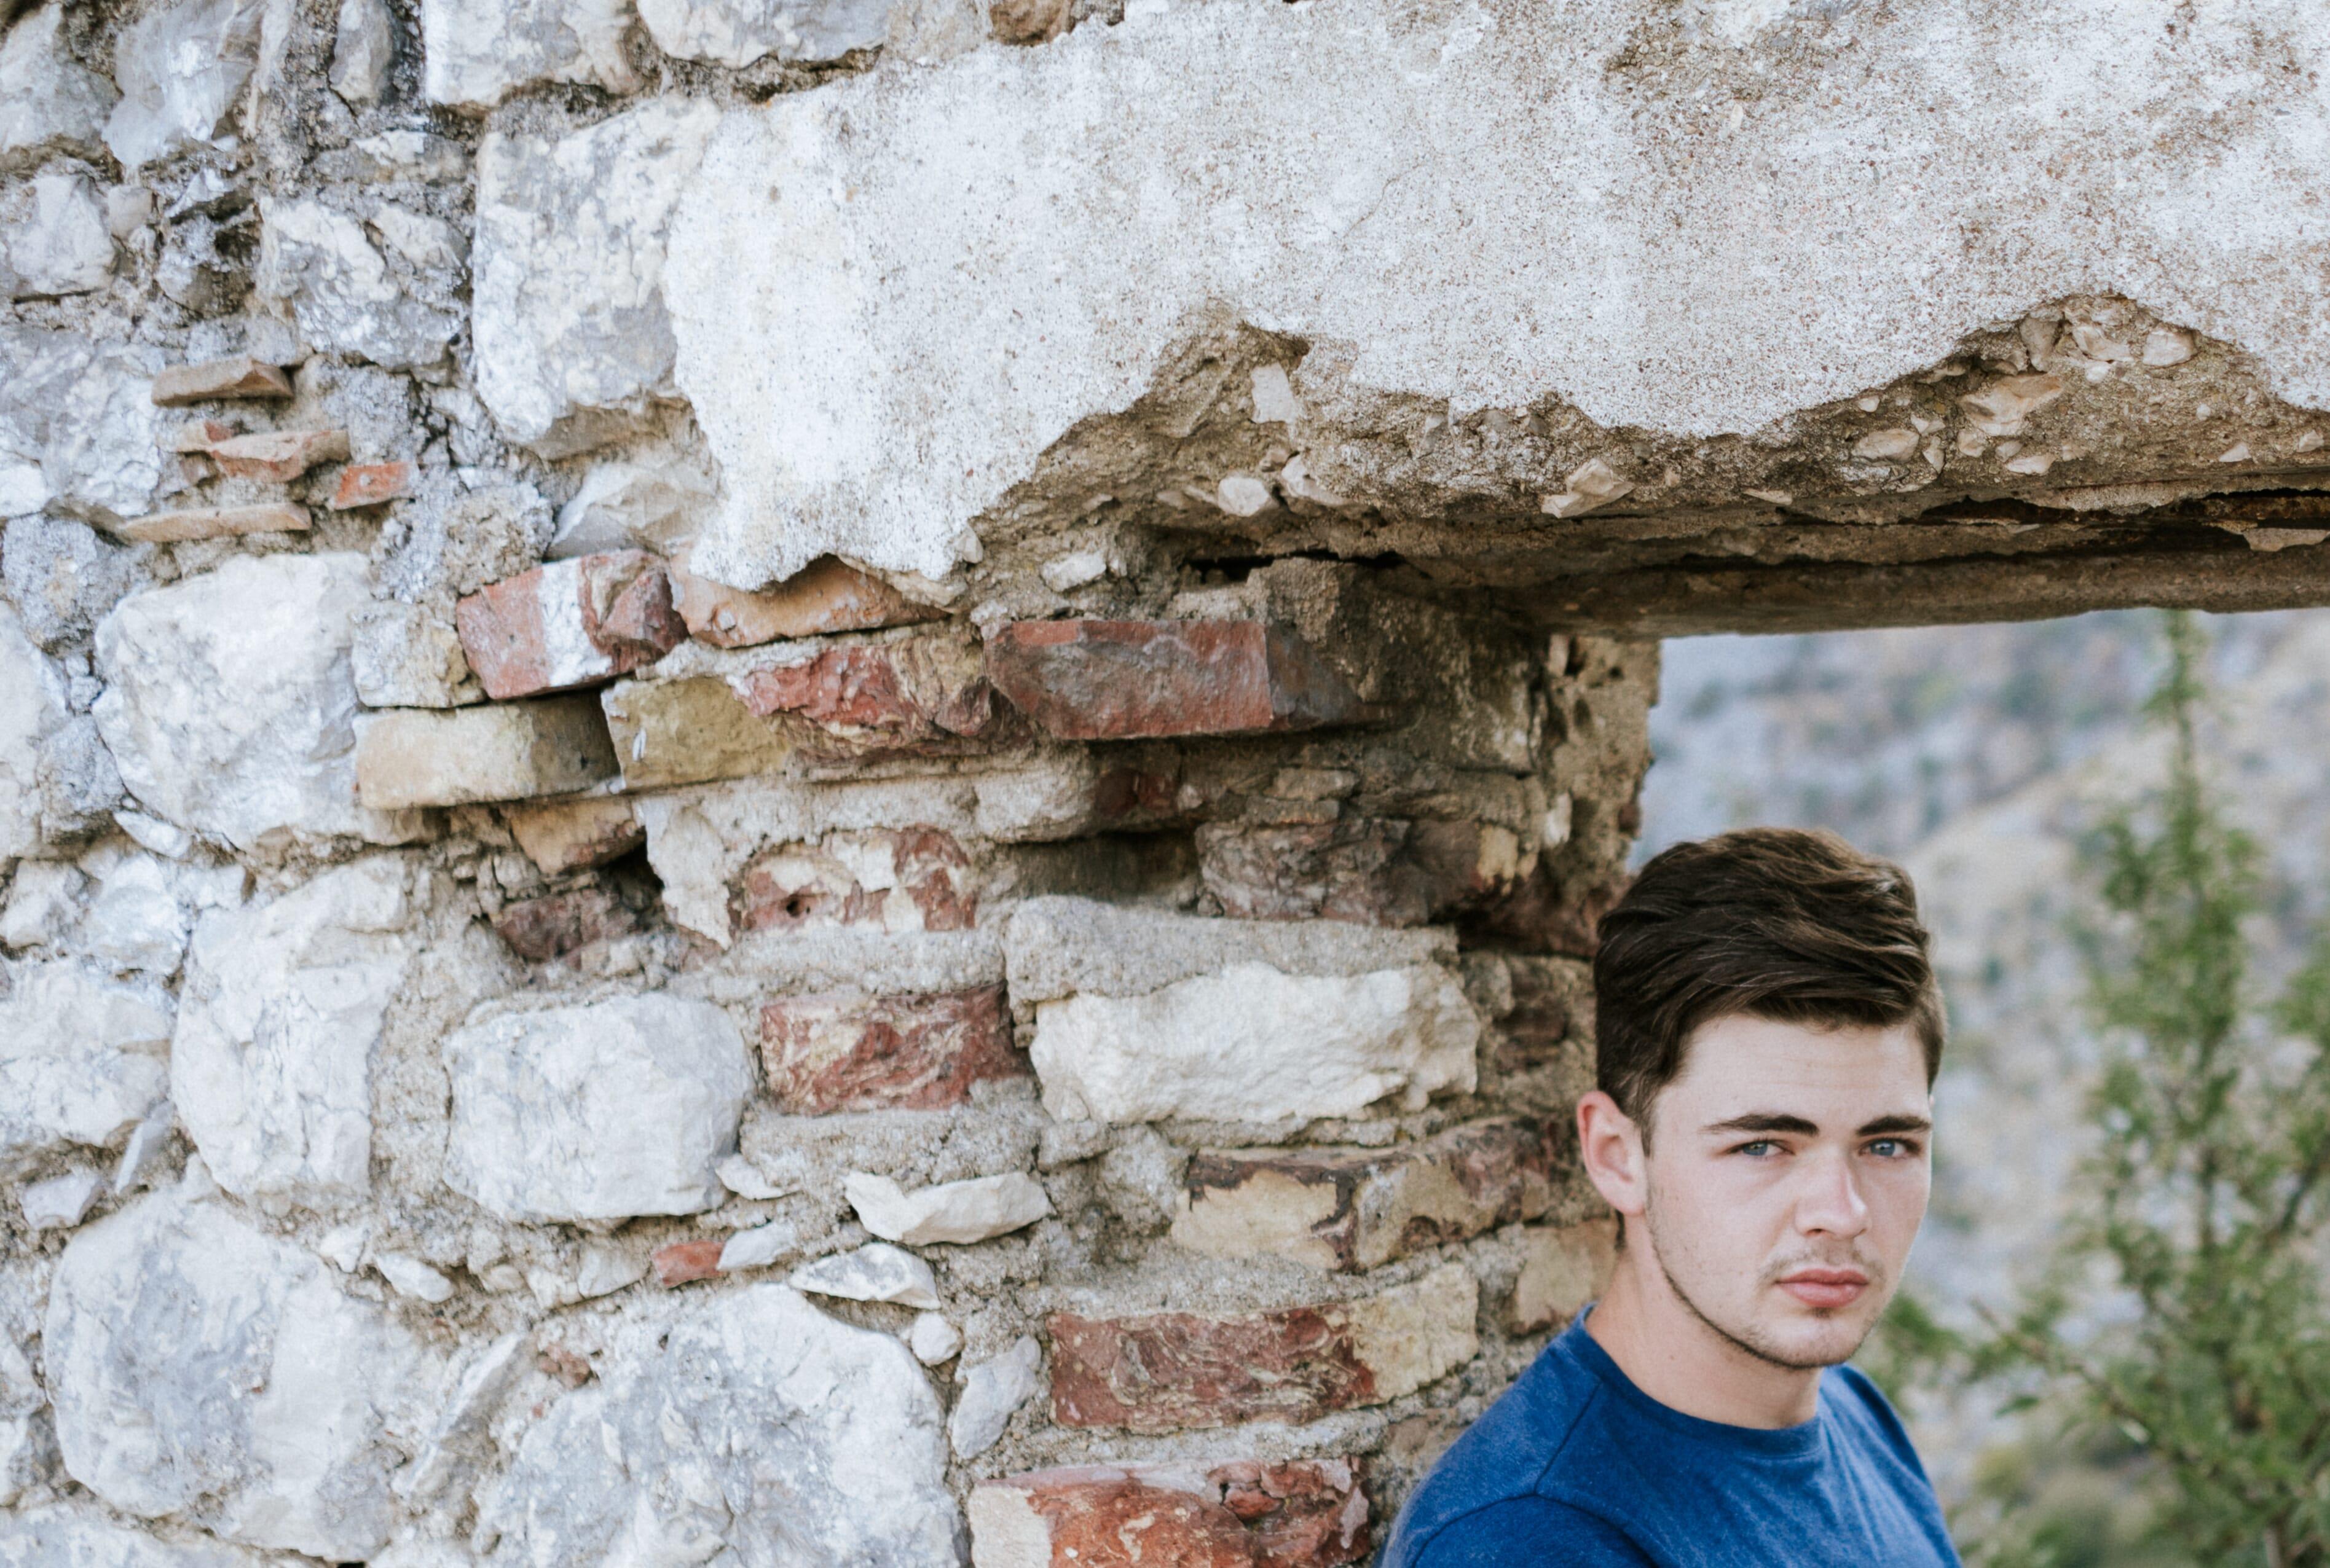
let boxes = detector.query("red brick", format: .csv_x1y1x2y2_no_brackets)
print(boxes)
1047,1266,1476,1432
490,887,637,962
151,355,293,405
455,551,685,700
331,460,417,510
112,503,310,544
651,1239,725,1288
761,985,1024,1113
985,620,1367,740
970,1461,1369,1568
731,827,977,937
1173,1118,1563,1272
670,551,943,648
208,428,349,482
730,637,1004,762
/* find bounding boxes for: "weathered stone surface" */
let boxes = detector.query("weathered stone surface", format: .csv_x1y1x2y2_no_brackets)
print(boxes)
733,825,978,936
103,0,265,170
846,1170,1051,1245
354,697,618,809
504,794,643,874
2,515,143,649
970,1460,1371,1568
732,634,1007,761
443,993,752,1223
1511,1217,1618,1334
78,848,200,975
420,0,642,110
0,6,117,174
788,1241,940,1309
256,198,459,370
949,1334,1042,1459
330,0,395,106
0,1505,280,1567
986,621,1364,741
331,458,415,510
110,501,310,544
639,0,889,67
0,600,63,864
909,1312,962,1365
352,598,479,710
1173,1118,1561,1272
1198,817,1525,928
207,428,350,482
45,1188,425,1558
0,860,83,949
672,551,941,649
762,984,1023,1113
669,1,2330,588
6,173,112,297
490,885,637,961
95,554,418,851
2,327,166,524
171,857,414,1209
22,1165,102,1229
1026,960,1478,1125
1048,1264,1477,1432
600,673,796,791
473,100,721,453
455,550,685,699
476,1285,961,1566
398,1331,527,1513
548,453,717,558
150,356,293,406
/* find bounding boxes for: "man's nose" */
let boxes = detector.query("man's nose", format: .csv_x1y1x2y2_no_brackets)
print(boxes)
1793,1150,1870,1239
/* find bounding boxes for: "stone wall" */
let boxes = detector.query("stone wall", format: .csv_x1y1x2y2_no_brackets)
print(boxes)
7,0,2330,1561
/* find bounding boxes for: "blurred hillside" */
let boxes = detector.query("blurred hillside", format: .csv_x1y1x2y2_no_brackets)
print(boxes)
1641,609,2330,1546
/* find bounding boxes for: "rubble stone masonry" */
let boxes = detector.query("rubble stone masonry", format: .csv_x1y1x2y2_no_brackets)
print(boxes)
4,0,2329,1561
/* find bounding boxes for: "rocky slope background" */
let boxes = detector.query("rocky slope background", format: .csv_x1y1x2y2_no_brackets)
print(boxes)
1645,608,2330,1553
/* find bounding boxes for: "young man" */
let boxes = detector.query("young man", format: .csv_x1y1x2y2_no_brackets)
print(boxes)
1386,828,1961,1566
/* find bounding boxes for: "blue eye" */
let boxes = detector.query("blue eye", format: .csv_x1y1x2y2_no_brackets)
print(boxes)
1736,1140,1777,1157
1867,1139,1914,1158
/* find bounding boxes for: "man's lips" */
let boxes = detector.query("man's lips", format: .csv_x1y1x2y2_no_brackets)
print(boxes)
1776,1269,1869,1310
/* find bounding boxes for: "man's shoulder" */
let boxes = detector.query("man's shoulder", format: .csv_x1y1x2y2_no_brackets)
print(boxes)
1394,1496,1656,1568
1383,1338,1616,1567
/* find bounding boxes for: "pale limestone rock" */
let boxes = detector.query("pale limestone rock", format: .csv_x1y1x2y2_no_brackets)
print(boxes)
2,515,144,649
573,1241,645,1298
103,0,267,170
369,203,466,270
352,597,483,709
0,327,166,525
715,1151,789,1199
472,100,722,455
171,857,415,1209
0,5,117,173
420,0,640,110
374,1253,454,1303
638,0,889,68
947,1335,1041,1459
398,1331,526,1512
844,1170,1052,1245
0,600,65,865
93,554,421,852
44,1188,427,1558
546,455,715,558
477,1285,960,1566
443,993,751,1223
1,860,84,948
907,1311,961,1365
1029,962,1479,1124
111,1102,174,1194
79,850,190,974
1006,894,1460,999
715,1218,801,1272
1511,1217,1619,1333
255,198,458,370
353,698,619,808
0,1504,280,1567
330,0,395,107
666,0,2330,587
4,173,111,297
0,961,171,1177
21,1166,103,1229
787,1242,940,1309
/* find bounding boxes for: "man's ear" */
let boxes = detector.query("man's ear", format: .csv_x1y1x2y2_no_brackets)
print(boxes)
1576,1090,1649,1221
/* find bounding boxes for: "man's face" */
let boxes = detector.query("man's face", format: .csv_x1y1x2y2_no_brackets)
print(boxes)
1637,1013,1933,1371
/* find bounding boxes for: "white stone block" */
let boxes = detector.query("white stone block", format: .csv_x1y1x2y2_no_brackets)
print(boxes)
5,173,112,297
0,1503,278,1567
0,6,117,173
79,850,187,974
255,197,458,370
171,856,413,1208
477,1285,959,1565
95,554,422,853
947,1335,1041,1459
374,1252,454,1304
844,1170,1052,1245
43,1189,428,1559
0,600,64,864
788,1242,941,1309
103,0,266,170
639,0,890,68
907,1311,961,1365
21,1166,102,1229
717,1220,801,1272
0,961,170,1178
1,860,84,948
420,0,640,110
443,993,752,1223
329,0,395,107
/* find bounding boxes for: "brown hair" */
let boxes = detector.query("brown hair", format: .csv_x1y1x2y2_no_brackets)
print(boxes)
1591,827,1944,1135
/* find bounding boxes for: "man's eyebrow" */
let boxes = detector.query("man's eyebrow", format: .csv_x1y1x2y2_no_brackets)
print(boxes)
1856,1113,1932,1137
1701,1113,1820,1137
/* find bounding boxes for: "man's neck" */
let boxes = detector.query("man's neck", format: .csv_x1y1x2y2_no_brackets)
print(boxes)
1584,1247,1824,1429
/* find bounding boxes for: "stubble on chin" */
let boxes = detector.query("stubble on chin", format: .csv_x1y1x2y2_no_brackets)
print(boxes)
1640,1205,1889,1374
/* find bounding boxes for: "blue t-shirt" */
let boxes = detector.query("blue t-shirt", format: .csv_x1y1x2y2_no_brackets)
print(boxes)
1384,1311,1962,1567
